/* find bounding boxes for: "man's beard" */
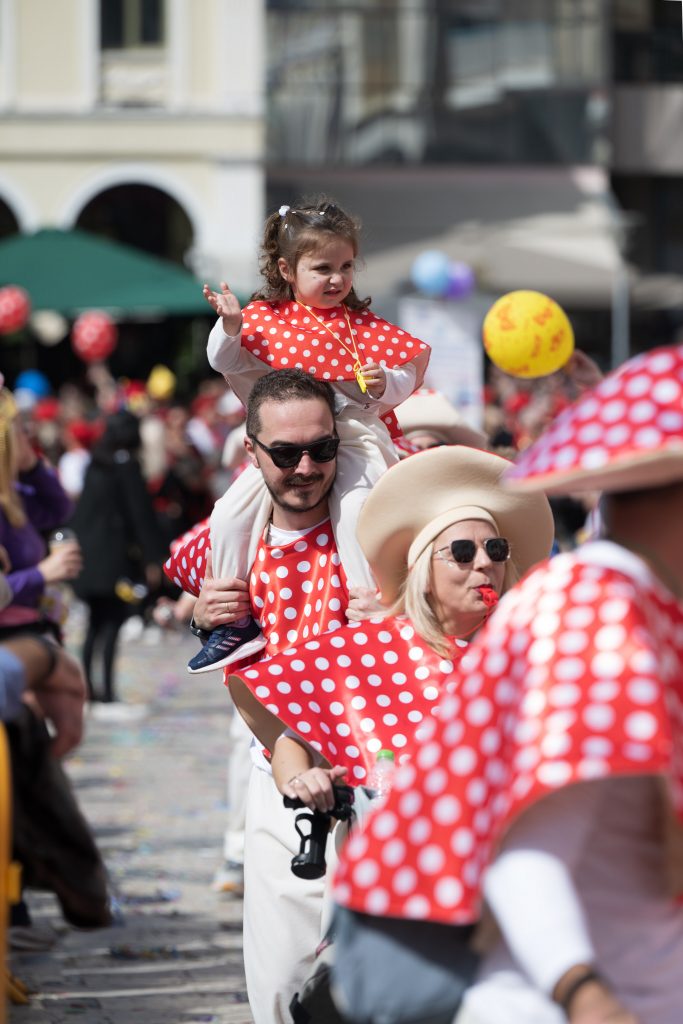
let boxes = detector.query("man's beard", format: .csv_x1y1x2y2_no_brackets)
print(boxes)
264,471,336,517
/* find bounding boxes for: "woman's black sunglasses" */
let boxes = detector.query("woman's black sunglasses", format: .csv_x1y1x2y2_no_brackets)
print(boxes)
434,537,511,565
249,435,340,469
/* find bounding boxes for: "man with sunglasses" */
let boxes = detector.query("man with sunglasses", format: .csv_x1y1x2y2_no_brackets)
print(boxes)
184,369,379,1024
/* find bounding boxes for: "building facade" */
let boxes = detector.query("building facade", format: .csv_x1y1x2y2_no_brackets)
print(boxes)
0,0,265,296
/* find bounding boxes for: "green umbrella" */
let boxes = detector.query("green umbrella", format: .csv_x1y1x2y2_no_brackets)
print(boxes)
0,227,225,317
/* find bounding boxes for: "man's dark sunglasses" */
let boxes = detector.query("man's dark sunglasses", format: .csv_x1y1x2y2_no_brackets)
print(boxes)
249,434,340,469
435,537,511,565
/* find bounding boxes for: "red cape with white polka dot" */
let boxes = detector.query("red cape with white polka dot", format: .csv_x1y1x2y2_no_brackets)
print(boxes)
231,617,470,783
240,301,429,382
333,546,683,925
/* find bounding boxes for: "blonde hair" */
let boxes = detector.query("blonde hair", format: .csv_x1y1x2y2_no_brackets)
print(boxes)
0,390,26,528
387,539,522,659
388,545,452,658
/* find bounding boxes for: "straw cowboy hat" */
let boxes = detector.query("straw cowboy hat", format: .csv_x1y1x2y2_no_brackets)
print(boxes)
395,389,488,450
358,446,554,604
505,343,683,495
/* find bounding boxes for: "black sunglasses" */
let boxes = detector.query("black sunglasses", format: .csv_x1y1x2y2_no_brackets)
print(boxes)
249,434,340,469
434,537,511,565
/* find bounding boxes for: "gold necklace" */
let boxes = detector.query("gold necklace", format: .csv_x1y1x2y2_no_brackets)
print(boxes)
300,303,367,393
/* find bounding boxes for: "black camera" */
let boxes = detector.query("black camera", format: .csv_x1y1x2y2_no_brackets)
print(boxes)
284,784,355,880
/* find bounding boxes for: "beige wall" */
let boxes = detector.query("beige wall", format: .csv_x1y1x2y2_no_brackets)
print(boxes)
0,0,266,292
12,0,92,109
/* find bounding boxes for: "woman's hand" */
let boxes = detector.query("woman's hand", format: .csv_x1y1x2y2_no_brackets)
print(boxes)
281,764,348,813
0,545,11,573
359,361,386,399
203,281,243,337
346,586,384,621
38,541,82,584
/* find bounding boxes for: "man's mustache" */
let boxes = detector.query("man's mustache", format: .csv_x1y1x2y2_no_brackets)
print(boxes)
285,474,324,486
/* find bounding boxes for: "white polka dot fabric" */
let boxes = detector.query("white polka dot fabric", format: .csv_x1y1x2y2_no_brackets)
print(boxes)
248,523,349,658
232,617,470,781
164,521,210,595
164,518,349,666
506,343,683,493
240,301,428,386
333,552,683,925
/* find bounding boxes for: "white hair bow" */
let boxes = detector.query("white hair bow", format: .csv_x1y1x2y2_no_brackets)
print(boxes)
278,205,290,218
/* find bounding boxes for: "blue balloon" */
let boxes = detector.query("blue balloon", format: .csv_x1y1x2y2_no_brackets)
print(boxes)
14,369,51,397
410,250,451,297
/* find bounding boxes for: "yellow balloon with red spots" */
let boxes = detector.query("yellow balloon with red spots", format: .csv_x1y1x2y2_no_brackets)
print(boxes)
482,290,574,378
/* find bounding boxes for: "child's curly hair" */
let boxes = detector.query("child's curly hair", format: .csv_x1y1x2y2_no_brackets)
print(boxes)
252,196,371,311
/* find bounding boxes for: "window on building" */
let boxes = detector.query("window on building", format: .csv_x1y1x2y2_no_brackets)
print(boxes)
100,0,164,49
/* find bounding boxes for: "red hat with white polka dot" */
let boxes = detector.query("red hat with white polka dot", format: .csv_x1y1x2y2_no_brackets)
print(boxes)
505,343,683,495
334,548,683,925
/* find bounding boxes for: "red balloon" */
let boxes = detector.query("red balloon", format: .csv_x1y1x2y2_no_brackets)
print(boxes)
71,311,118,363
0,285,31,334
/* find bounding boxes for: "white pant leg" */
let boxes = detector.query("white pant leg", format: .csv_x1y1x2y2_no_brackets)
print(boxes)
243,767,330,1024
209,463,273,581
223,709,252,864
331,410,398,590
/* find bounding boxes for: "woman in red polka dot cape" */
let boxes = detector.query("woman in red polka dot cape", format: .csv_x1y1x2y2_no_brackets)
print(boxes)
194,198,431,673
228,445,553,815
334,342,683,1024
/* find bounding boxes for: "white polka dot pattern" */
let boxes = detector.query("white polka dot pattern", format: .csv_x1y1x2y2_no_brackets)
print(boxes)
164,518,349,667
247,523,348,661
232,616,469,779
334,552,683,925
164,520,210,595
240,301,428,388
506,343,683,491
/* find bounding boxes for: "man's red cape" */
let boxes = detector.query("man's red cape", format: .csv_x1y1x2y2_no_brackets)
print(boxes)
333,549,683,924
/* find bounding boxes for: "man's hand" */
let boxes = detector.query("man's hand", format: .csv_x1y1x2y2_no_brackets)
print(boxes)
203,281,243,337
346,586,384,622
192,550,251,630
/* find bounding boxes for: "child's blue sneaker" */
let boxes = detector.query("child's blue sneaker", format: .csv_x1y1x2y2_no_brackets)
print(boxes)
187,618,266,673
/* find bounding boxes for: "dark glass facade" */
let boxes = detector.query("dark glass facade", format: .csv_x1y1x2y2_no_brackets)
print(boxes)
266,0,608,165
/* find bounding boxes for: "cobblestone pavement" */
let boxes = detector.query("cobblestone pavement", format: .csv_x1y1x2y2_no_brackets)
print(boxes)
10,616,253,1024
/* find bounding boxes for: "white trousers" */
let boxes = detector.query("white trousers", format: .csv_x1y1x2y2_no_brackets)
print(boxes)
223,709,252,864
243,766,340,1024
210,408,398,591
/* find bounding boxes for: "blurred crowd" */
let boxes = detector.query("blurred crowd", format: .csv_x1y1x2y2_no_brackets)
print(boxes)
0,350,603,963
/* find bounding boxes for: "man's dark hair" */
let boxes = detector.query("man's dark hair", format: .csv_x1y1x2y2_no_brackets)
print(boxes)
246,369,337,437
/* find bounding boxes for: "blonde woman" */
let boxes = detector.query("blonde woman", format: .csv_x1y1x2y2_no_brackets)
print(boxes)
0,385,81,639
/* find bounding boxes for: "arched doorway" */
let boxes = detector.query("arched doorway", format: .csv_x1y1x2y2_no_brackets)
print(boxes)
72,184,206,389
75,183,194,267
0,199,20,242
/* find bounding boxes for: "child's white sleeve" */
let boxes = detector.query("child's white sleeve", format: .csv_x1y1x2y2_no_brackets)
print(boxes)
207,317,243,375
374,363,417,408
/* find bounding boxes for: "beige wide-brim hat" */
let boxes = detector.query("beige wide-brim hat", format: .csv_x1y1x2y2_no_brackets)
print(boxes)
358,446,555,605
396,390,488,450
